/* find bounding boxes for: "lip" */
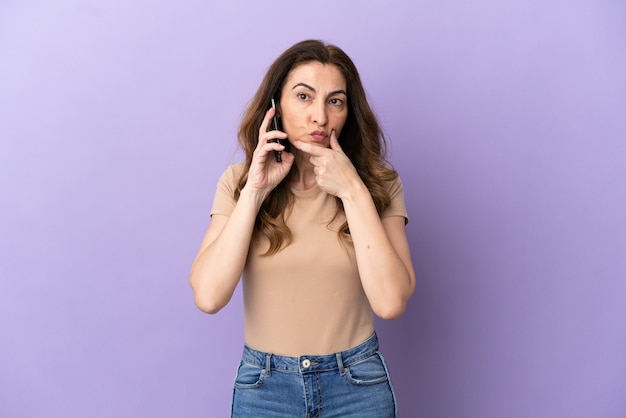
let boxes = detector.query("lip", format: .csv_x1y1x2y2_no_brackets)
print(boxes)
309,130,328,142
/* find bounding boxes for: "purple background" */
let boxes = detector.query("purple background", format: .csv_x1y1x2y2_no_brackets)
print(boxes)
1,1,625,417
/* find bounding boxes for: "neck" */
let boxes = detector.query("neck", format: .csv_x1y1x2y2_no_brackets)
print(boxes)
289,151,317,191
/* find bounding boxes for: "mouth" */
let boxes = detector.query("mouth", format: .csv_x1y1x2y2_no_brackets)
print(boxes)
309,130,328,143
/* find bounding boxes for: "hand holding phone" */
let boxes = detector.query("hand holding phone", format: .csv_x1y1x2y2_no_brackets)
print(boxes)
270,98,290,162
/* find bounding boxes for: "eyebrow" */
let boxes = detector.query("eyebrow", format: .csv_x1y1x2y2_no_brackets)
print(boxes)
291,82,347,97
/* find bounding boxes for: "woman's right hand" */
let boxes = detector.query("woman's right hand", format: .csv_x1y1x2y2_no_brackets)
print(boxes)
244,107,295,196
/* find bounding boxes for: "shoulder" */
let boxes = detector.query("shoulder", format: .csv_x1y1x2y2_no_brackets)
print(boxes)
381,173,404,199
213,162,247,200
381,174,408,221
218,162,247,186
211,162,247,215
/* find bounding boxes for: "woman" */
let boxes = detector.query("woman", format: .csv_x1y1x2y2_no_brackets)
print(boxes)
190,39,415,417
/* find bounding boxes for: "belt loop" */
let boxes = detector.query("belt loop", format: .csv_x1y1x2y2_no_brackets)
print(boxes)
336,352,346,376
265,353,272,377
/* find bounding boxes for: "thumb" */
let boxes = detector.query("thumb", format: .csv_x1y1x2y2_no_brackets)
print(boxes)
329,130,342,151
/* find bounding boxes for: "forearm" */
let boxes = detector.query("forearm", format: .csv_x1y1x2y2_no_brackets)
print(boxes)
341,180,414,319
189,186,266,313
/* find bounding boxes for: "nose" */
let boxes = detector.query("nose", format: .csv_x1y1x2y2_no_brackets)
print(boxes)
311,100,328,126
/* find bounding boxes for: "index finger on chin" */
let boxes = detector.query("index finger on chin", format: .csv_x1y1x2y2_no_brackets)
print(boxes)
292,140,326,156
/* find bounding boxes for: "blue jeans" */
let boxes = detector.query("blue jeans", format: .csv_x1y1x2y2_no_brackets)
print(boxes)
231,333,398,417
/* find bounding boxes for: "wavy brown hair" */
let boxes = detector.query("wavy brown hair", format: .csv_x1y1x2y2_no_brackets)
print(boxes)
236,39,398,255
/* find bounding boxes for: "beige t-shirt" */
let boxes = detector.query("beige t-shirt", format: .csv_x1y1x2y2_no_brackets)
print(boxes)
211,162,408,355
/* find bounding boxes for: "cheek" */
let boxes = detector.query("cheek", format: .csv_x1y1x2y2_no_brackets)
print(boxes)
281,112,300,133
330,112,348,134
278,108,296,128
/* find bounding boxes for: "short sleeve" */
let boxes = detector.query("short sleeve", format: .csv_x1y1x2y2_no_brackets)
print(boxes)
381,176,408,224
210,163,246,217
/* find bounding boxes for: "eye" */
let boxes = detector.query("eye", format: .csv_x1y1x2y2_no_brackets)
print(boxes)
329,98,344,106
297,92,310,101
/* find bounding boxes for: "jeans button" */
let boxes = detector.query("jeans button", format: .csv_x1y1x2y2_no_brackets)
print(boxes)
301,359,311,368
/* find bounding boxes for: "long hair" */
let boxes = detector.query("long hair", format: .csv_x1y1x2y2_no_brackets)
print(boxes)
236,39,398,255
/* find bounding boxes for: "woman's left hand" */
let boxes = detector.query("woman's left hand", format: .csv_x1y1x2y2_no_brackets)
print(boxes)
292,131,361,199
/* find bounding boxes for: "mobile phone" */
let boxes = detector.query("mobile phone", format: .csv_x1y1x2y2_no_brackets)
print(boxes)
270,98,289,162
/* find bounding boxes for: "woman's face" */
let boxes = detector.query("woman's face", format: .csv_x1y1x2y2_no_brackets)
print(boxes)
279,61,348,149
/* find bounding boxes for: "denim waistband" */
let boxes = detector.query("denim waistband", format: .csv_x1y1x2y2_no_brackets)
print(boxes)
241,333,380,374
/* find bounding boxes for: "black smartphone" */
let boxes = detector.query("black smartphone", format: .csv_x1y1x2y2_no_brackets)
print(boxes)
270,98,289,162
